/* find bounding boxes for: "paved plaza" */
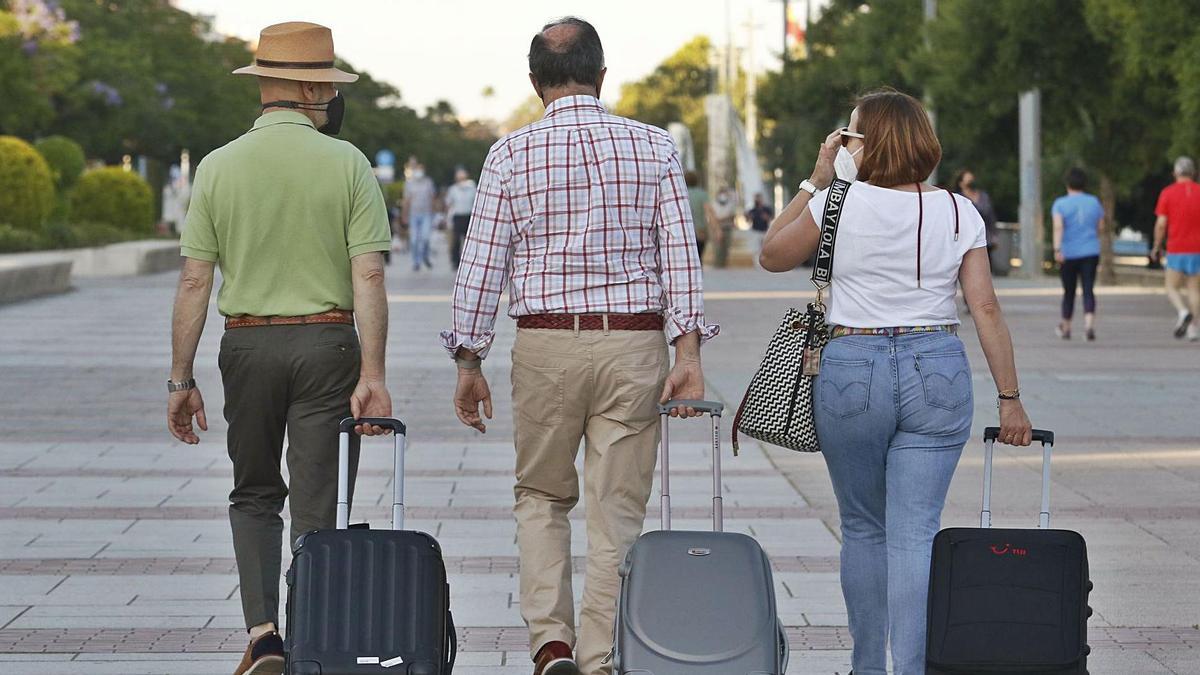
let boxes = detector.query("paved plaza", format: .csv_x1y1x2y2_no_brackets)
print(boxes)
0,241,1198,674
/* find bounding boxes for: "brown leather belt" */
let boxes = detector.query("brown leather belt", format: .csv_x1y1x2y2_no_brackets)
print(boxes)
517,313,664,331
225,308,354,330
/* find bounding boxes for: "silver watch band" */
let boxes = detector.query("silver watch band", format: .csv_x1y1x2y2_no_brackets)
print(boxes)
167,378,196,393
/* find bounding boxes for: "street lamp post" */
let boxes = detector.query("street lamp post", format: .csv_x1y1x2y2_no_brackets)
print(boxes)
1018,88,1044,278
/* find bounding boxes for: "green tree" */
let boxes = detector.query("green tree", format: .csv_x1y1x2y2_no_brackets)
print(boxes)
502,95,545,134
49,0,257,163
757,1,924,195
929,0,1173,280
0,0,81,137
613,35,748,180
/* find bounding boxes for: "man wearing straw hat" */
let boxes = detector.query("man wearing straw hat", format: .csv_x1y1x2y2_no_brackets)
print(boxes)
166,21,393,675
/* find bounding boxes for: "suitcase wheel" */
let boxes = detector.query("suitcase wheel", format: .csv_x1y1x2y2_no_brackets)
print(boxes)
1083,644,1092,656
1086,605,1093,618
1087,579,1094,592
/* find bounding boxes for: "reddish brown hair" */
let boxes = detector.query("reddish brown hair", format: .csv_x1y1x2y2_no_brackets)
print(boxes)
854,89,941,187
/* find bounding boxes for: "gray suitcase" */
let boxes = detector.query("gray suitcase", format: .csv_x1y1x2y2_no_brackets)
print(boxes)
612,400,789,675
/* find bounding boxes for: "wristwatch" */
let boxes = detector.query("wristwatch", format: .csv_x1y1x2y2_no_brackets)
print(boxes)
455,356,482,371
167,378,196,393
798,179,819,197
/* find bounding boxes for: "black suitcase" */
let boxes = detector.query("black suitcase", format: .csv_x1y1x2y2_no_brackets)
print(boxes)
926,428,1091,675
285,417,456,675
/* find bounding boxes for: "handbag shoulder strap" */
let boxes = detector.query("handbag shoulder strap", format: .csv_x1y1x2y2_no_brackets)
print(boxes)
811,178,853,292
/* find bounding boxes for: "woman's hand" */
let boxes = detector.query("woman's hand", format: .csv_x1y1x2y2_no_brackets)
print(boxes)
997,399,1033,446
809,128,841,190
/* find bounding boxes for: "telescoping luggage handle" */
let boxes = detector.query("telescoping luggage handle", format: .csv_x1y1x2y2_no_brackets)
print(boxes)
336,417,407,531
981,427,1055,530
658,400,725,533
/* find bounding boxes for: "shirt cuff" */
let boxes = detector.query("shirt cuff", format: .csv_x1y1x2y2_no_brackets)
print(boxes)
179,246,218,262
440,329,497,360
662,306,720,345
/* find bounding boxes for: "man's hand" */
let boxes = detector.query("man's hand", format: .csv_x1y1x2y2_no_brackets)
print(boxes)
454,369,493,433
168,388,207,444
350,378,393,436
659,359,704,418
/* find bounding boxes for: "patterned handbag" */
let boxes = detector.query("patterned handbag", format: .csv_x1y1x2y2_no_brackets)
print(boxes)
732,178,852,454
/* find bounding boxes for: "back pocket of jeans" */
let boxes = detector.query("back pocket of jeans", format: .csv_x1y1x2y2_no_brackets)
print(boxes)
819,358,873,419
916,351,972,410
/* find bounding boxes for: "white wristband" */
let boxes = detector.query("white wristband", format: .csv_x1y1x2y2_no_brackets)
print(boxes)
798,180,818,197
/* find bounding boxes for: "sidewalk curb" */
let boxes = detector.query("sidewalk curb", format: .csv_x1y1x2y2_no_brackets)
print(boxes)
0,239,179,304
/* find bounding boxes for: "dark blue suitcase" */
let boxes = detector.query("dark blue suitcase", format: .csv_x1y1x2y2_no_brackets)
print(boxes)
285,418,456,675
926,428,1091,675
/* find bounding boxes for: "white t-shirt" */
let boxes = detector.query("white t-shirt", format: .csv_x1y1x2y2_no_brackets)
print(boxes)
445,179,477,216
808,182,987,328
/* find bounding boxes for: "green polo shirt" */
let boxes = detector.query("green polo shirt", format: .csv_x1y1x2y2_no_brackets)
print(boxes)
181,111,391,317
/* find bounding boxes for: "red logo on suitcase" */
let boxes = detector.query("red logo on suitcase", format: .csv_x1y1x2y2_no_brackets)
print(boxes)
990,543,1027,557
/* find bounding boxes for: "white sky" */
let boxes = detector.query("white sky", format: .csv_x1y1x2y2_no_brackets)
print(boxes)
175,0,821,121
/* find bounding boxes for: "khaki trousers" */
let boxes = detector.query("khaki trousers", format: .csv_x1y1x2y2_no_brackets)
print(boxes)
511,327,668,675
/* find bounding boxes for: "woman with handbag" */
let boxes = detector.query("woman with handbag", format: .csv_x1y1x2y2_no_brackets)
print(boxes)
758,90,1034,675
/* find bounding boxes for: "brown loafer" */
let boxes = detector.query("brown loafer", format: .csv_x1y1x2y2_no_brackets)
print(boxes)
534,640,581,675
233,630,285,675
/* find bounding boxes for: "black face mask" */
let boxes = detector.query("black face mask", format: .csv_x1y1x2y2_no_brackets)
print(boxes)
262,92,345,135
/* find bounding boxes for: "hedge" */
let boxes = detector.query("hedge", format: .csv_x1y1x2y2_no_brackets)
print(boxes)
70,167,155,234
35,136,86,192
0,136,56,232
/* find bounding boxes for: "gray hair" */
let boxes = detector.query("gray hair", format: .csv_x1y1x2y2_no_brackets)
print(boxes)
1175,156,1196,178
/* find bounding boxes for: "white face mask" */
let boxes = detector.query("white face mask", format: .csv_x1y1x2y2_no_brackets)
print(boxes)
835,146,862,182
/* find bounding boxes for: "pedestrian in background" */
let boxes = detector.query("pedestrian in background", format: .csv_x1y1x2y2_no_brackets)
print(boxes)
759,89,1033,675
710,186,738,268
1051,167,1104,341
1152,156,1200,341
404,160,437,271
166,22,394,675
445,167,477,268
747,191,774,265
443,17,715,675
952,168,998,263
685,170,713,262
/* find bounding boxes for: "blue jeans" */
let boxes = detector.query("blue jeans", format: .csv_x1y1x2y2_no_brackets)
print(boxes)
814,331,973,675
409,212,433,268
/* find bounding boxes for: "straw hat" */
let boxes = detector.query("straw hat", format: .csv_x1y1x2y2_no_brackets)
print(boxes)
233,22,358,83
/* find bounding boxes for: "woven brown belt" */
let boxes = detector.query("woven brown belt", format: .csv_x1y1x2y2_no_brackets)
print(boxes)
517,313,665,331
225,308,354,330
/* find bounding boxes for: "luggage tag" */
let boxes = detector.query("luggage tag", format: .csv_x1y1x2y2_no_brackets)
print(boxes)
803,345,822,377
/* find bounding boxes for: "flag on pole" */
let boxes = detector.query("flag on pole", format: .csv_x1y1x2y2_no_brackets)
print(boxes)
786,4,807,59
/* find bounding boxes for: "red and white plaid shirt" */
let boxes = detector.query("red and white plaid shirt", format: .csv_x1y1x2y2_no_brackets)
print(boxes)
441,95,718,358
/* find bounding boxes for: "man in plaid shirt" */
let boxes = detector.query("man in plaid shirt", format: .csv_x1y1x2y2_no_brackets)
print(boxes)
441,17,718,675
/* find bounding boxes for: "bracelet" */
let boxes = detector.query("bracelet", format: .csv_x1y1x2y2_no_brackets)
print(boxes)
997,389,1020,400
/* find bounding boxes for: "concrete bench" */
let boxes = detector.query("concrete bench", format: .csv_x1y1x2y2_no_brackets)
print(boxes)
58,239,181,277
0,254,73,304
